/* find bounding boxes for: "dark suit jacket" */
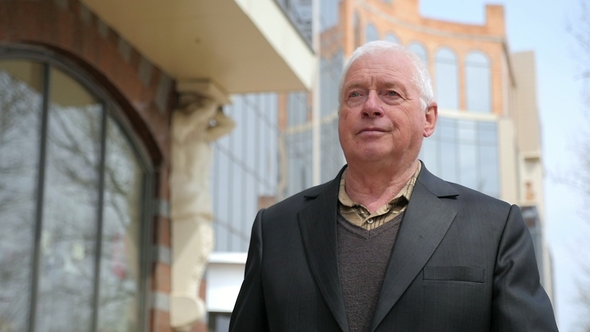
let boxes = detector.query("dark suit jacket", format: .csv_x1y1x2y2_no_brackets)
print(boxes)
229,165,558,331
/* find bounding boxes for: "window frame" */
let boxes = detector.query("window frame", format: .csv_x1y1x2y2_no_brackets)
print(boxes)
0,43,154,332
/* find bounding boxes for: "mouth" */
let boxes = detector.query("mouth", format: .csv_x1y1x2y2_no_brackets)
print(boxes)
358,127,387,134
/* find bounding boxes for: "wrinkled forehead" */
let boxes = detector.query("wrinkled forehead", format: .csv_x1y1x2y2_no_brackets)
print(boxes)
344,50,416,84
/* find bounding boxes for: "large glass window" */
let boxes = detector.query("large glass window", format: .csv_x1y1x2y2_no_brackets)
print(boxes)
0,47,151,331
465,51,492,113
354,13,361,48
0,60,42,331
420,117,499,198
319,49,346,183
319,0,339,32
408,42,428,68
212,93,282,252
435,48,459,110
366,23,379,43
384,33,400,44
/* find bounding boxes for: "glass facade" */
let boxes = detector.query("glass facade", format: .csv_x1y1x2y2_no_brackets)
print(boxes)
211,94,281,252
408,42,428,68
366,23,379,43
465,52,492,113
211,0,349,253
274,0,313,46
0,49,151,331
210,1,501,259
385,33,400,44
420,117,500,198
435,48,460,110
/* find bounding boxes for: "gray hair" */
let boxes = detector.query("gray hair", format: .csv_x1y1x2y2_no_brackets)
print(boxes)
338,40,434,111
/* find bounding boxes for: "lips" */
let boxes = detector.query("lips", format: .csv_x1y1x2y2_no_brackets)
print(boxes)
358,127,387,134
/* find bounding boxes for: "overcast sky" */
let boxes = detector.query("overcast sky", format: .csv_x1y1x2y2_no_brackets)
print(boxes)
419,0,588,331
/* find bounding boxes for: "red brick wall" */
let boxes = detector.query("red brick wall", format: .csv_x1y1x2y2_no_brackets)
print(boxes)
336,0,510,116
0,0,174,330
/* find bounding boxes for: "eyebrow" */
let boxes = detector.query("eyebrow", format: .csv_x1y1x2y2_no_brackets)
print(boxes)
344,79,409,94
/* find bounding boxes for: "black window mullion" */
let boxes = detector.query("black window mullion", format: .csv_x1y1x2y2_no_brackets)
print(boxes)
90,102,108,332
28,62,51,332
139,171,154,332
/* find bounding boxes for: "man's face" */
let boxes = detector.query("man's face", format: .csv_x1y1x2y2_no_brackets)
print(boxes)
338,50,436,167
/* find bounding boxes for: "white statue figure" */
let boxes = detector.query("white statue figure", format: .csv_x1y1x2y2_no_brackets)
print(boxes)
170,96,235,330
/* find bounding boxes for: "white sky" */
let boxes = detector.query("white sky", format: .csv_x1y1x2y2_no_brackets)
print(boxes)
419,0,588,331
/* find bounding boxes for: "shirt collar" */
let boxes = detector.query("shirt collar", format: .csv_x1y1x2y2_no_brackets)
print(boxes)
338,162,421,210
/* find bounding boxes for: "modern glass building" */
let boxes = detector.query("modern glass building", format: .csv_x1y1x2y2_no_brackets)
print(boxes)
0,0,314,330
208,0,553,324
0,0,552,330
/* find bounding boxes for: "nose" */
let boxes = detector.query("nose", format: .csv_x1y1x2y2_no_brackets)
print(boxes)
362,90,383,118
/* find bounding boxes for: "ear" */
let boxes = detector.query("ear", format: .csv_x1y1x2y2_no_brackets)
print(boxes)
423,102,437,138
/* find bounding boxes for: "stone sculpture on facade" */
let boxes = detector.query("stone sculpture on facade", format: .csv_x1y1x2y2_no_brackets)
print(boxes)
170,94,235,330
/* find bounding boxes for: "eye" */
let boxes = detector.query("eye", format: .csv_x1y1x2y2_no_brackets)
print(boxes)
349,91,362,98
384,90,399,97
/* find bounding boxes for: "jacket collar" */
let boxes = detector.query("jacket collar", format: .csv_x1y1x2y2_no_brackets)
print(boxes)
298,163,459,332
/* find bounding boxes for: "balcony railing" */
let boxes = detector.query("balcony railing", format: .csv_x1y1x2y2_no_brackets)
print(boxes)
274,0,313,48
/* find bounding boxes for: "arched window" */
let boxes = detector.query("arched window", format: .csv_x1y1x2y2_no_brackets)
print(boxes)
435,47,459,110
366,23,379,43
465,51,492,113
384,33,400,44
319,0,339,32
0,45,152,331
408,42,428,68
353,13,361,48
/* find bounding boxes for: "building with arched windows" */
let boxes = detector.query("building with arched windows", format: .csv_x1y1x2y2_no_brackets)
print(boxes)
314,0,552,303
0,0,314,331
0,0,552,331
207,0,552,329
210,0,553,322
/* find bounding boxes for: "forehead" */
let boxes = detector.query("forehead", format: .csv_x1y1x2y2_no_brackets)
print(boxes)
344,51,415,86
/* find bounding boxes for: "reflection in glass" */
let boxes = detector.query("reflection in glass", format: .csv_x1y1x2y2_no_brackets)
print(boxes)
465,52,491,113
36,67,102,330
0,50,149,330
435,48,459,110
97,117,143,331
0,60,43,331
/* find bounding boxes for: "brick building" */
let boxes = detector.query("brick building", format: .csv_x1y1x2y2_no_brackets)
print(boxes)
0,0,313,331
0,0,552,331
209,0,553,327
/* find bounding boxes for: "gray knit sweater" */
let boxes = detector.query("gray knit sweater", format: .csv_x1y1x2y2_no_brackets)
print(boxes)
337,211,405,332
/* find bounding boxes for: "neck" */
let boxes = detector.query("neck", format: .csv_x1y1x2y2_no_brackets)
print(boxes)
344,159,419,213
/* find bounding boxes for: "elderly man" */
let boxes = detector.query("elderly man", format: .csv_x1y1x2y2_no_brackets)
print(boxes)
229,41,558,331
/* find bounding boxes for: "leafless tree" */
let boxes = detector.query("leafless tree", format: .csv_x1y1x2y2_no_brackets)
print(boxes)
567,2,590,331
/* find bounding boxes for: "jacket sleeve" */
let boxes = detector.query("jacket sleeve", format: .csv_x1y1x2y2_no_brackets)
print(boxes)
491,204,558,331
229,209,270,332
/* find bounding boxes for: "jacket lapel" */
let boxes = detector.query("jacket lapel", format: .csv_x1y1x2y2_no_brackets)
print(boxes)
298,167,349,332
370,166,459,331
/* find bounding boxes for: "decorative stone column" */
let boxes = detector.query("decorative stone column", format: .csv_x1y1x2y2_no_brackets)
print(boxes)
169,91,235,330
